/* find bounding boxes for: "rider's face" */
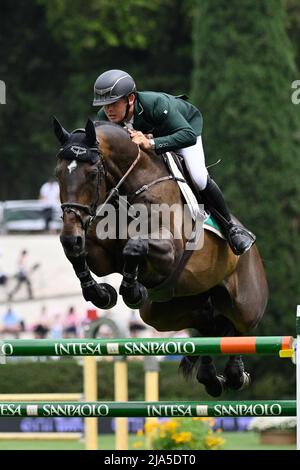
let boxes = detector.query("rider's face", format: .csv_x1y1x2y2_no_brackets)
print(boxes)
104,97,128,123
103,95,135,123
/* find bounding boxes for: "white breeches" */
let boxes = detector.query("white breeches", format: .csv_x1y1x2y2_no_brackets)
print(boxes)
177,136,208,191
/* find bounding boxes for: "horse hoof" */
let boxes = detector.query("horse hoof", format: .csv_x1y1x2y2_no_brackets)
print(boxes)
225,371,251,391
83,283,117,309
205,375,227,397
121,284,148,309
197,373,227,397
236,371,251,391
99,283,118,309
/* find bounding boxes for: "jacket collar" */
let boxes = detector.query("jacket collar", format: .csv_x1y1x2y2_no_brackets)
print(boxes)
134,94,144,116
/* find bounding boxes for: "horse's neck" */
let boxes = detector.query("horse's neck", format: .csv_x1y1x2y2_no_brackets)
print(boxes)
105,148,167,195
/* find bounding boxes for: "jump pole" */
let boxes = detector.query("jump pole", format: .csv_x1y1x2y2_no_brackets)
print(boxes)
0,336,293,356
0,393,82,442
0,400,295,417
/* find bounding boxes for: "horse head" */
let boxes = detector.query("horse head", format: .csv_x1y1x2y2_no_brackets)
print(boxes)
54,117,106,257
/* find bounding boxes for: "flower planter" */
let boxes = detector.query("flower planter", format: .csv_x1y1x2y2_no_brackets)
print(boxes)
259,429,296,445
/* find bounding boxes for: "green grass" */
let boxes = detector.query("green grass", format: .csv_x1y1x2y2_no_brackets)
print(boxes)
0,432,296,450
222,432,296,450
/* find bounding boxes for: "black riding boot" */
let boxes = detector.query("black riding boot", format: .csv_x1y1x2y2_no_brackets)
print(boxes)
200,177,256,255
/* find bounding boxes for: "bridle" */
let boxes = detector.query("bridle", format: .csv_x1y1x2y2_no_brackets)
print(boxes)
57,137,105,231
57,134,143,232
58,132,184,233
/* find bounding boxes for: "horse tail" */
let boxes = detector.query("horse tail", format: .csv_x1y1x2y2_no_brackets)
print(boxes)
178,355,201,380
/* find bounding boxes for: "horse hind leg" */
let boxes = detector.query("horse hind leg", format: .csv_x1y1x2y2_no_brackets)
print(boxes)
213,315,251,391
178,355,201,380
180,296,226,398
179,354,226,398
196,355,227,397
224,354,251,391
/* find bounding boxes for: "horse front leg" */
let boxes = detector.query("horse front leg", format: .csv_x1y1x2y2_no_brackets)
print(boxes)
63,251,117,310
119,237,149,308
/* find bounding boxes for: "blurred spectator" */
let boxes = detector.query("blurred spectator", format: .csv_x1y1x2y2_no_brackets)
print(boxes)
128,309,147,338
8,250,38,301
0,250,8,287
1,306,24,337
0,272,7,286
33,324,49,339
49,313,63,339
86,302,99,321
39,177,60,232
32,305,50,339
0,271,7,287
63,306,81,338
98,323,114,338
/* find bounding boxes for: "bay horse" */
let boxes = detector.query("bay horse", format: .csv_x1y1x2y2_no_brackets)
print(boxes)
54,117,268,397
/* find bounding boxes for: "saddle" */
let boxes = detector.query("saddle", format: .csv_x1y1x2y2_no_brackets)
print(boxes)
162,152,224,239
163,151,203,204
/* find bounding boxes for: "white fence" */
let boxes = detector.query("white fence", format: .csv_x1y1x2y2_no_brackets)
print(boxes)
0,200,62,233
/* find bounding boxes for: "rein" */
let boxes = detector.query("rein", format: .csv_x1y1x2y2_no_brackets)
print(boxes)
95,147,185,219
95,146,142,216
61,140,185,232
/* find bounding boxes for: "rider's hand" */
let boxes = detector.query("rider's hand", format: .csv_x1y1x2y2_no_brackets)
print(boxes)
128,129,152,150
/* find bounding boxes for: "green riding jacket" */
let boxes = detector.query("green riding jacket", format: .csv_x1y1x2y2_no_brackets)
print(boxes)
96,91,203,154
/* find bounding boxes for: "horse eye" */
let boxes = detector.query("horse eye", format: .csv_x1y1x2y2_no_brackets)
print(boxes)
88,170,98,179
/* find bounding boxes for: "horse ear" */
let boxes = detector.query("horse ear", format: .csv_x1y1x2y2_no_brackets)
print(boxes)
85,118,96,147
53,116,70,144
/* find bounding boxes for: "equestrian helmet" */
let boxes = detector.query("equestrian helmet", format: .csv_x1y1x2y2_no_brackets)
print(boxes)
93,69,136,106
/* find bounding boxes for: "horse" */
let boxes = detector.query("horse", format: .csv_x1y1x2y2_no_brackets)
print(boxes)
53,117,268,397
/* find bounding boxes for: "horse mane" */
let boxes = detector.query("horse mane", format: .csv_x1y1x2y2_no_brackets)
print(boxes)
94,120,130,138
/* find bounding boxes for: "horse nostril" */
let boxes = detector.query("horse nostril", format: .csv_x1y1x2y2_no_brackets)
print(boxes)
76,236,83,248
60,234,85,255
60,235,77,249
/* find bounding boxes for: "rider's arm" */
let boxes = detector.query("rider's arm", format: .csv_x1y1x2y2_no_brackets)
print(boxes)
149,96,200,154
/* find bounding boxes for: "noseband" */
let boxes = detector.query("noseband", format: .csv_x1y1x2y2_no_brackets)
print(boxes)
61,201,97,231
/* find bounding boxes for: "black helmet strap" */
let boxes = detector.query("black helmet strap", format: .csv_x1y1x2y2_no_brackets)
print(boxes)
116,95,133,125
122,96,131,122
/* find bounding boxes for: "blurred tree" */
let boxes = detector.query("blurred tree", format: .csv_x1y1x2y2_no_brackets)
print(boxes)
0,0,192,199
0,0,63,199
191,0,300,334
285,0,300,68
38,0,161,53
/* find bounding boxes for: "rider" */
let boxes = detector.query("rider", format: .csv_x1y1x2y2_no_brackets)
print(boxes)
92,69,255,256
